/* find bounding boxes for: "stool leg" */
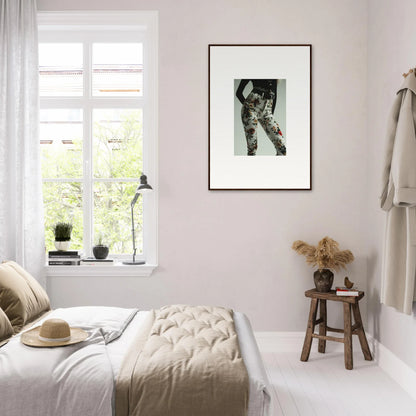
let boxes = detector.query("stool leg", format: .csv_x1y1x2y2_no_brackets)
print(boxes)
318,299,327,353
343,302,353,370
352,303,372,361
301,298,318,362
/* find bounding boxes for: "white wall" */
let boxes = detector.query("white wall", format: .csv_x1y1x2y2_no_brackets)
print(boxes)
38,0,368,331
367,0,416,371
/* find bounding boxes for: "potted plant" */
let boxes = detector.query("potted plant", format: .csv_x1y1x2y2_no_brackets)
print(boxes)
93,235,109,260
53,222,73,251
292,236,354,292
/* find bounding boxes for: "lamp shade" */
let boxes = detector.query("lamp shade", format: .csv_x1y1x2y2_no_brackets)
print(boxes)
130,174,152,208
136,174,153,193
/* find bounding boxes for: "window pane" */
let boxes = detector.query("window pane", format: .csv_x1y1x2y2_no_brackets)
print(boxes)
40,109,83,178
93,109,142,178
92,43,143,96
43,182,83,251
39,43,83,96
93,182,142,254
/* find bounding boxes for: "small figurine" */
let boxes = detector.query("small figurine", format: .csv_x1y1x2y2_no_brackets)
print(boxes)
344,276,354,289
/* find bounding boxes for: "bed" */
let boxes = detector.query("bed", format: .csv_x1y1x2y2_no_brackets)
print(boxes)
0,261,272,416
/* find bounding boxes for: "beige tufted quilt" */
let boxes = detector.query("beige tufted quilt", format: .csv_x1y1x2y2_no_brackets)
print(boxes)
116,305,249,416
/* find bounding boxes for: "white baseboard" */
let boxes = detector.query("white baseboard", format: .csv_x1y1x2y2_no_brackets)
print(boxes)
254,331,305,353
254,331,416,401
370,337,416,401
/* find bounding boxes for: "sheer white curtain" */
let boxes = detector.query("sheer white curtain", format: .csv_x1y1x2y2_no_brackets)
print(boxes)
0,0,45,283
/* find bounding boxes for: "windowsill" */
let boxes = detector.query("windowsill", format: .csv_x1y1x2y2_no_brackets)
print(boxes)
45,263,157,277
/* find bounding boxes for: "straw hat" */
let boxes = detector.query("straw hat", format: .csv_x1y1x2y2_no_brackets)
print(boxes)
21,318,88,347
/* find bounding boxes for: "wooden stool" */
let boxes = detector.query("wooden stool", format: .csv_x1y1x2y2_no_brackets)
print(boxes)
300,289,372,370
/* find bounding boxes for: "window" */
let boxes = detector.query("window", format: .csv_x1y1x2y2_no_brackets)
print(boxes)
38,12,158,266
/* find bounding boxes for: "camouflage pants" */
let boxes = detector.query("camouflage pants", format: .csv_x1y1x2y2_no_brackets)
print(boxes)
241,92,286,156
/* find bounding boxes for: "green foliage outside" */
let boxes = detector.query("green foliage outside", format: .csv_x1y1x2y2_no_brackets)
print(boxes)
42,109,143,254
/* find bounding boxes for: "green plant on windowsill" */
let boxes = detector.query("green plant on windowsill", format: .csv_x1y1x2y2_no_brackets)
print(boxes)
93,234,109,260
53,222,73,251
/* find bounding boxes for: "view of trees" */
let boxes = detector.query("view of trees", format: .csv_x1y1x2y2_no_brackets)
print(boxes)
41,109,143,254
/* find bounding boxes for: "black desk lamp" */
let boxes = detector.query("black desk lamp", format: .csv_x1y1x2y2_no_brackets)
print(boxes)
123,174,152,265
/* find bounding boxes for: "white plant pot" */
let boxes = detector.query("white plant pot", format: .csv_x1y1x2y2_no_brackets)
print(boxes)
54,241,70,251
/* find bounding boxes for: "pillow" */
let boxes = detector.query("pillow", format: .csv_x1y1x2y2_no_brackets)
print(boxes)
0,261,50,332
0,307,13,347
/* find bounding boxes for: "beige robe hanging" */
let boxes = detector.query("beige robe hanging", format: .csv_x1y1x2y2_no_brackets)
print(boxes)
380,72,416,315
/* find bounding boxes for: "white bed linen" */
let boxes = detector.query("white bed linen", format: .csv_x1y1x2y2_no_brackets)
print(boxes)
0,306,137,416
0,307,271,416
106,310,272,416
234,311,273,416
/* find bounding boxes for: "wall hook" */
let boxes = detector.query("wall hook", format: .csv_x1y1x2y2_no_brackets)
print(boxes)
403,68,415,78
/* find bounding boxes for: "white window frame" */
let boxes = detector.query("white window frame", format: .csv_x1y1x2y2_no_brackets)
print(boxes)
38,12,158,275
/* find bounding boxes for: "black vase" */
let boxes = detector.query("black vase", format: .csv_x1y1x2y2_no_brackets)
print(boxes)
93,245,109,260
313,269,334,292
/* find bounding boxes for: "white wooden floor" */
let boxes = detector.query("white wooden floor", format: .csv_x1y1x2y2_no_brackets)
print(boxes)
262,350,416,416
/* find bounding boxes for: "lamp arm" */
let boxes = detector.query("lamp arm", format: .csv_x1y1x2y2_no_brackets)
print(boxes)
130,203,136,263
123,186,147,265
131,192,140,208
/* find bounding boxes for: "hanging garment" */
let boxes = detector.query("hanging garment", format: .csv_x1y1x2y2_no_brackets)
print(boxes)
380,72,416,314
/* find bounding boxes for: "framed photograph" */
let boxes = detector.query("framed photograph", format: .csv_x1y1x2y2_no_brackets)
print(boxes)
209,44,312,190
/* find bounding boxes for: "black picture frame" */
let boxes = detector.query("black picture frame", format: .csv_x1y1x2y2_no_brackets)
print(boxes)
209,44,312,190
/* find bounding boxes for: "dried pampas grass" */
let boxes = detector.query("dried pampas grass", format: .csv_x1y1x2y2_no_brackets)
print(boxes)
292,236,354,271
